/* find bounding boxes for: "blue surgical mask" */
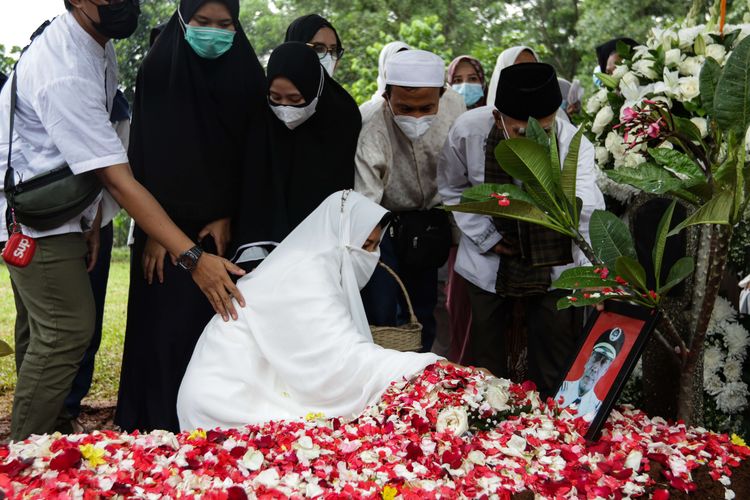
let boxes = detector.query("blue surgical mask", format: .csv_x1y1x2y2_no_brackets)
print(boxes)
178,9,235,60
452,83,484,107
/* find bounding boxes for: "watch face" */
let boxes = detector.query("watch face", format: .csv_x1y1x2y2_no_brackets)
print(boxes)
178,248,201,271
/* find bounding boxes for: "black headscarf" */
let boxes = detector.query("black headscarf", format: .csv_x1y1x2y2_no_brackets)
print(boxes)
284,14,342,48
128,0,267,225
266,42,361,232
596,37,639,74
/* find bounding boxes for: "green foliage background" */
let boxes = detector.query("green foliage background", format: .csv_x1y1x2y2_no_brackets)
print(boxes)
6,0,747,104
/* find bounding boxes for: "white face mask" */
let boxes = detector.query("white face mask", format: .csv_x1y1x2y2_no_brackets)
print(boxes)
389,102,436,142
346,245,381,289
269,66,325,130
320,54,336,77
270,97,319,130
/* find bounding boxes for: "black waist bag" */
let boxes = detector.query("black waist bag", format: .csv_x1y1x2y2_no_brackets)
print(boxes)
391,208,452,270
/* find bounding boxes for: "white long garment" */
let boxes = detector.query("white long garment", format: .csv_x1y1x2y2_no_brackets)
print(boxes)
437,106,606,293
177,191,442,431
0,12,127,242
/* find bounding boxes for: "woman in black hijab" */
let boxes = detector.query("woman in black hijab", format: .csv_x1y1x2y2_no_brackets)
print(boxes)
285,14,344,78
264,42,361,233
116,0,267,433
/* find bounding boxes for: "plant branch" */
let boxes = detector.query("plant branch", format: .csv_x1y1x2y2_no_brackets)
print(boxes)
653,329,682,362
657,311,689,366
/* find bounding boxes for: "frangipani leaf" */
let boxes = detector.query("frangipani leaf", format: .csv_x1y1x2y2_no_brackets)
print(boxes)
658,256,695,296
699,57,721,116
648,148,704,181
552,266,621,290
714,35,750,137
445,200,568,234
459,183,535,205
561,127,583,225
615,255,648,292
652,200,677,291
668,190,733,235
589,210,637,267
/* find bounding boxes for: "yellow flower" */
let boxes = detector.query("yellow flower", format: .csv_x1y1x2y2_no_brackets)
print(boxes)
305,412,325,421
732,434,748,448
79,444,106,468
188,429,207,441
381,485,398,500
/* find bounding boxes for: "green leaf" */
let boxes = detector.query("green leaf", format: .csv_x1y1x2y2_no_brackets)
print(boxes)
560,127,583,222
495,138,561,212
700,57,721,116
658,257,695,296
605,163,696,200
597,72,618,90
445,200,570,234
652,200,677,291
648,149,705,182
668,190,734,235
615,255,648,292
556,292,611,310
714,35,750,137
0,340,12,357
588,210,637,267
552,266,620,290
525,117,551,155
548,119,560,188
459,183,535,205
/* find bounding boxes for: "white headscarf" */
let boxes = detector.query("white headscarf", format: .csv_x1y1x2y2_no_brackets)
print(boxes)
486,46,539,108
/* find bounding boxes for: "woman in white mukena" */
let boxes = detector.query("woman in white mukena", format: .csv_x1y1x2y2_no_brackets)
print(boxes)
177,190,464,430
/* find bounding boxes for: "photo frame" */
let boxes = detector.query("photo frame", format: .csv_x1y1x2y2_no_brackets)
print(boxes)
553,301,661,441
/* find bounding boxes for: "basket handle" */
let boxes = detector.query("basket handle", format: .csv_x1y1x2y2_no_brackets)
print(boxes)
377,261,419,324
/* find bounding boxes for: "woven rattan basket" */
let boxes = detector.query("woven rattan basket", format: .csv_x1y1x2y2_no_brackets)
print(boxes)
370,262,423,352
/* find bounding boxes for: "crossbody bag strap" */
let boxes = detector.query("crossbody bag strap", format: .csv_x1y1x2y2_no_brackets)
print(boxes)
5,70,18,193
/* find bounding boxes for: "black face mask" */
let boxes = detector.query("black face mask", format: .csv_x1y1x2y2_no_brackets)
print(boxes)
85,0,141,40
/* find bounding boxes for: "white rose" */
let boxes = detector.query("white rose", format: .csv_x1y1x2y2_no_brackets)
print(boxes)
591,105,614,136
595,146,611,165
605,131,627,162
586,88,608,115
435,407,469,436
678,26,704,49
706,43,727,64
664,48,682,67
622,152,648,169
677,76,700,101
484,382,512,412
678,56,705,77
632,58,658,79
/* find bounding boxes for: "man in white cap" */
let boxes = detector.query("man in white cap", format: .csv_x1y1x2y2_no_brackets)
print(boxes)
437,62,605,392
355,49,465,352
556,327,626,421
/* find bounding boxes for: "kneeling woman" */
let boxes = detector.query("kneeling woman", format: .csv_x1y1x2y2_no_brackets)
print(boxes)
177,191,444,430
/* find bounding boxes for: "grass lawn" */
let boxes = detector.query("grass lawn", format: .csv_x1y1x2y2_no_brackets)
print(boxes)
0,247,131,412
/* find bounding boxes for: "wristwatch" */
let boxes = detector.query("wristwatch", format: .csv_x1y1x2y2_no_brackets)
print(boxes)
177,245,204,272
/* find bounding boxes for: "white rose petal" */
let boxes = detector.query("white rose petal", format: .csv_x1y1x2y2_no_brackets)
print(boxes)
500,434,527,458
484,381,512,412
241,449,264,471
468,450,486,465
595,146,610,165
592,106,614,136
625,450,643,471
679,56,705,77
254,468,280,488
436,407,469,437
690,117,708,138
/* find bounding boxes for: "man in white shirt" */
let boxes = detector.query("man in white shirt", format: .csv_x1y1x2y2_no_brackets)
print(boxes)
0,0,246,440
437,63,605,394
355,49,465,351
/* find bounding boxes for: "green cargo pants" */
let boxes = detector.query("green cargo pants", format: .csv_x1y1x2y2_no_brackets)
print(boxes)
7,232,95,441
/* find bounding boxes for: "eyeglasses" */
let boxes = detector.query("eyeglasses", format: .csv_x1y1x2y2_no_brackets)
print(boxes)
306,42,344,60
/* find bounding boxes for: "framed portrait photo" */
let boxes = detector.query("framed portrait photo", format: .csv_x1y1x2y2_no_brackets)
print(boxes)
553,301,660,441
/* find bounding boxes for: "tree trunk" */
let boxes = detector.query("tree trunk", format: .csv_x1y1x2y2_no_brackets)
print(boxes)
677,224,731,425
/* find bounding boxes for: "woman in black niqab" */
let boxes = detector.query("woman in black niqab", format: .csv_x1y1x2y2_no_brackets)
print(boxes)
265,42,361,232
117,0,268,434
